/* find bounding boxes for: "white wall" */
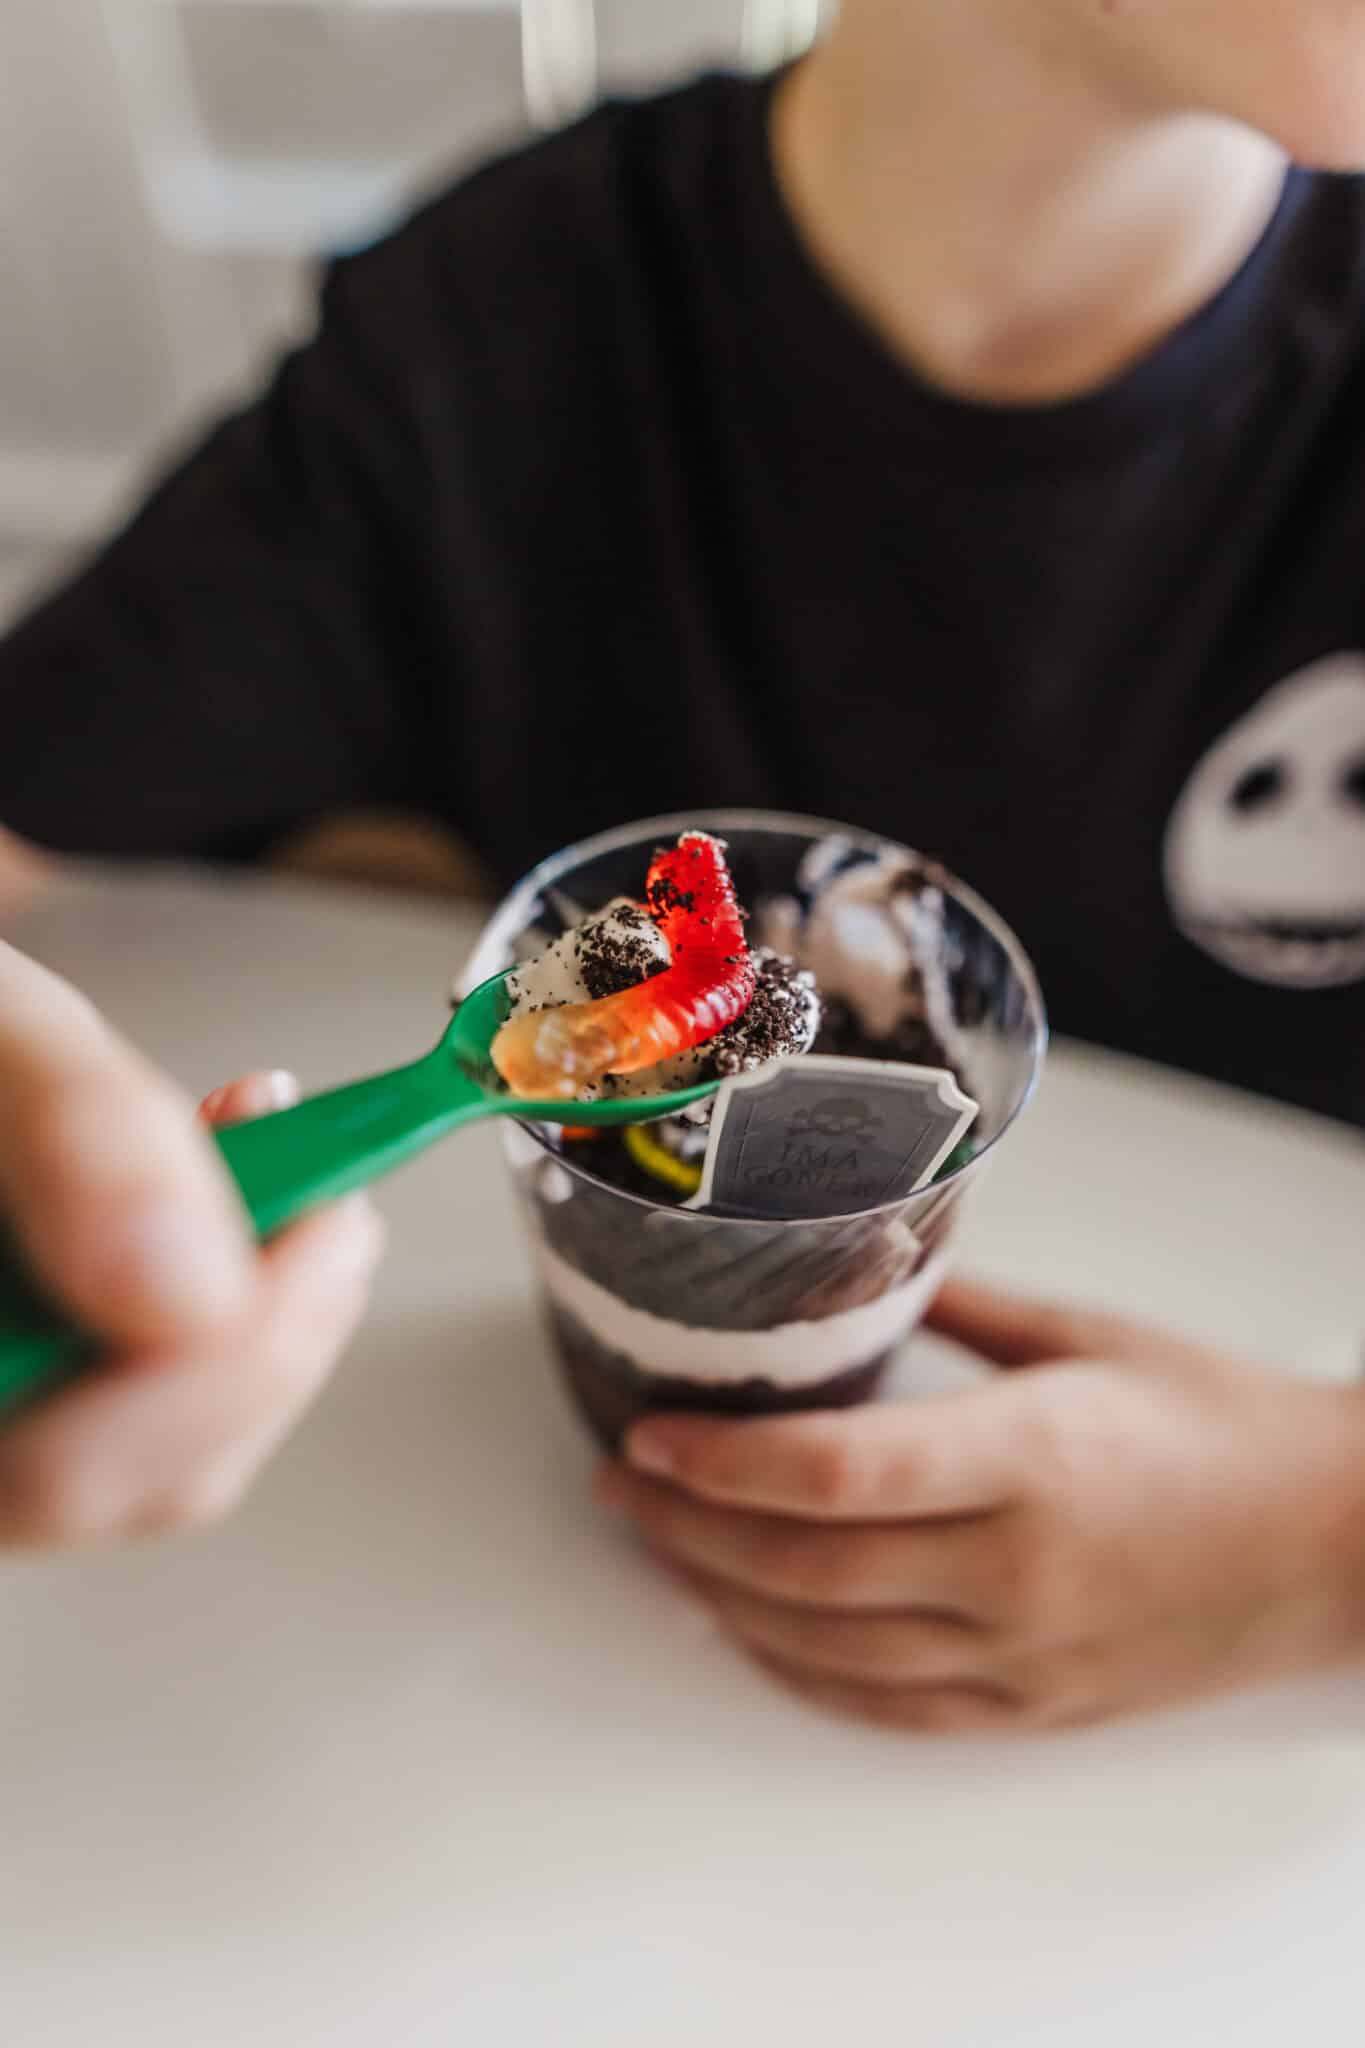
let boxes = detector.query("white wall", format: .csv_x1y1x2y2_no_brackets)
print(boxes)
0,0,828,623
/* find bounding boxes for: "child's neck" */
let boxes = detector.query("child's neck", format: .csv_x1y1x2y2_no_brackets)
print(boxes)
774,3,1287,405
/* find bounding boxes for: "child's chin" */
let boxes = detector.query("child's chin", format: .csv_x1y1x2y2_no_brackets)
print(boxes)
1253,81,1365,172
1282,131,1365,172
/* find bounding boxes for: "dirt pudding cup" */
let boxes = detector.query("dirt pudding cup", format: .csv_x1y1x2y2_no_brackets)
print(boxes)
464,812,1046,1450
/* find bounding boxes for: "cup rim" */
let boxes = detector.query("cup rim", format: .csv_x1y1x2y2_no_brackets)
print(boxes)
465,808,1050,1228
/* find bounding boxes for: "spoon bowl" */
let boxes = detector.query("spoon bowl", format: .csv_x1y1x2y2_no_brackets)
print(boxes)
446,970,721,1126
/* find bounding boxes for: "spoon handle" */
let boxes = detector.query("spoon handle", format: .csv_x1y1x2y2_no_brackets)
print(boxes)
214,1052,487,1235
0,1053,491,1416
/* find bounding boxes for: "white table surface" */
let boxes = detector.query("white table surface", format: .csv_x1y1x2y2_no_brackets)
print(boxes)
4,865,1364,2048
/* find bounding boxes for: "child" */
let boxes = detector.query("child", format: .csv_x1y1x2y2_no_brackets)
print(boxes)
1,1,1362,1727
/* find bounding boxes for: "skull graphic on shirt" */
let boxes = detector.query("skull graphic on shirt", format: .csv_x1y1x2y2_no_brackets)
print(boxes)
1163,653,1365,988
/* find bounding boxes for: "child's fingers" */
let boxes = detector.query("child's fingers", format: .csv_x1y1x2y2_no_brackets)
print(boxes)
0,1195,386,1547
0,943,254,1349
624,1388,1024,1523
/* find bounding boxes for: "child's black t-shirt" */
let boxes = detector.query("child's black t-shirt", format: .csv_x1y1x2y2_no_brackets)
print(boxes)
3,73,1363,1123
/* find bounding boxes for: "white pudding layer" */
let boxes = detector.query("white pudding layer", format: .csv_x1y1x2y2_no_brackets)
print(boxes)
535,1237,947,1388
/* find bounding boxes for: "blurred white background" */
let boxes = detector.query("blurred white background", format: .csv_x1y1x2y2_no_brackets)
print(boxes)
0,0,827,628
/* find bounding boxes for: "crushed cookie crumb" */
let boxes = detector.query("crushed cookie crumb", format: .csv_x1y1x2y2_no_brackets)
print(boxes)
576,903,668,1001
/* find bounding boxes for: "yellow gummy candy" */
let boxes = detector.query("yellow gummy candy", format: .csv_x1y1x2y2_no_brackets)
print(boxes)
623,1122,704,1196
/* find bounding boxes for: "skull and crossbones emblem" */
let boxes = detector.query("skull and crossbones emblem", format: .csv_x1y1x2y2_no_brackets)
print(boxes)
787,1095,882,1143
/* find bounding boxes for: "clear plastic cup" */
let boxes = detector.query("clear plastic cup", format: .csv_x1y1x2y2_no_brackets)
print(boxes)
464,811,1047,1449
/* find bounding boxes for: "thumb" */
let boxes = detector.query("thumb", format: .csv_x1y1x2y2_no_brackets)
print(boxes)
925,1274,1166,1367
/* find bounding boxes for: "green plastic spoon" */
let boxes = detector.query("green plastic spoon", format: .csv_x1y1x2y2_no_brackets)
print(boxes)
0,970,720,1417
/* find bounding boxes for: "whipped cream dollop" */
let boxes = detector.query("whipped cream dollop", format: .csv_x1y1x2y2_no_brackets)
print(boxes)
760,840,965,1070
504,899,669,1013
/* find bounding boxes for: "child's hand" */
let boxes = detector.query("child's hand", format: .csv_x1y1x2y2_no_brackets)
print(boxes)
0,942,384,1547
600,1279,1365,1731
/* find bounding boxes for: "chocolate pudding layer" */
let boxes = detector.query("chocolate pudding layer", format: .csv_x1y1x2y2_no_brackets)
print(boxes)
521,1143,962,1442
547,1302,896,1450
